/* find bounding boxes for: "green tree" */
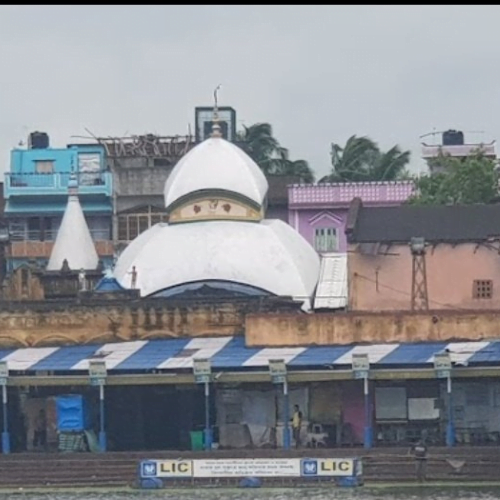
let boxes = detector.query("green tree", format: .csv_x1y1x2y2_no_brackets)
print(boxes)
237,123,281,171
276,158,315,184
319,135,411,183
370,145,411,182
408,153,499,205
237,123,315,182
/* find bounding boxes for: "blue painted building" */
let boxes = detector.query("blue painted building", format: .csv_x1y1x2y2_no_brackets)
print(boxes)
3,132,114,272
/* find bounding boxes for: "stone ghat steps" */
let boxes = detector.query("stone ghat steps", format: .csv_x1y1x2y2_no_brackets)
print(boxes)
1,447,499,462
0,460,136,469
0,475,133,487
1,448,499,460
0,481,128,489
0,449,498,487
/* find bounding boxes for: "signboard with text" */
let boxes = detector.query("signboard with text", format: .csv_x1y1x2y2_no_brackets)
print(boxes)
434,352,452,379
0,361,7,386
193,358,211,385
269,359,287,385
139,458,360,479
352,353,370,379
301,458,355,477
194,459,299,478
88,360,107,386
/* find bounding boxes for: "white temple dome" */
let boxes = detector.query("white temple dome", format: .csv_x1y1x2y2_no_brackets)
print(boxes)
164,137,269,210
114,219,320,304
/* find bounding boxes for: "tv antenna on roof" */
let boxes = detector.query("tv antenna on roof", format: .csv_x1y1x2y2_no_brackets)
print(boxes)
419,129,443,140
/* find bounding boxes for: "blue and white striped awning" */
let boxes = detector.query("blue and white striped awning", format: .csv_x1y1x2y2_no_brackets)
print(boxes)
1,337,500,373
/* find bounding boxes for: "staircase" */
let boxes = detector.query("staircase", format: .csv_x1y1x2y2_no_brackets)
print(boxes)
0,447,498,488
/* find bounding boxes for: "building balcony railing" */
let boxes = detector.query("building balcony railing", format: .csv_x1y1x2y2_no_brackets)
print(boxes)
4,171,113,198
6,238,114,259
421,143,496,159
288,180,415,208
8,229,110,242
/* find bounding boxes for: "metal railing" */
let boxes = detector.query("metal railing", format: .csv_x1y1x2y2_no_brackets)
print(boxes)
7,239,115,258
8,228,111,242
4,171,112,195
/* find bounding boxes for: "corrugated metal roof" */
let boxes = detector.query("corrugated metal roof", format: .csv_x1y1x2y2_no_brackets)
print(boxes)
314,253,347,309
0,336,498,373
350,204,500,244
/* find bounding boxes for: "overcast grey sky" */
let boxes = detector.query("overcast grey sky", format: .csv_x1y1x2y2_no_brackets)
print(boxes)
1,5,500,179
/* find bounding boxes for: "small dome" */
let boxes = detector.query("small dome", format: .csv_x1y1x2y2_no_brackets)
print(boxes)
114,219,320,307
164,137,268,210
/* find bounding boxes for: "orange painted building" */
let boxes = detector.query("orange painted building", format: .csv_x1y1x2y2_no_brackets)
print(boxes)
345,199,500,312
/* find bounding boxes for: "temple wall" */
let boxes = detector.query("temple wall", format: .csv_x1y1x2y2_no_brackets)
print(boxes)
245,310,500,346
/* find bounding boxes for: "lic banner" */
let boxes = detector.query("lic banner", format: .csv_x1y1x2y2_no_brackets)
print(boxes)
139,457,362,487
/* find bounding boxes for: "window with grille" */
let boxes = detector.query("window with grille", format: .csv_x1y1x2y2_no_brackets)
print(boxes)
78,153,102,185
473,280,493,299
9,220,27,240
34,160,54,173
117,207,168,241
314,227,338,252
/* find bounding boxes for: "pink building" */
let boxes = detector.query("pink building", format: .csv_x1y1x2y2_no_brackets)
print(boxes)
288,181,415,253
346,200,500,311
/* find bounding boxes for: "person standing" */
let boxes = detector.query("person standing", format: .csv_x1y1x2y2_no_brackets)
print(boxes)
129,266,138,289
291,404,303,449
410,439,428,482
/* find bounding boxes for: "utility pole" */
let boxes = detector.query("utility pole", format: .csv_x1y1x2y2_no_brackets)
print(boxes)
410,237,429,311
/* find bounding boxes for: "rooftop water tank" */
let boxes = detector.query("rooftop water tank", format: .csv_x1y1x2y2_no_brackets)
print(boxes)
442,130,464,146
28,131,50,149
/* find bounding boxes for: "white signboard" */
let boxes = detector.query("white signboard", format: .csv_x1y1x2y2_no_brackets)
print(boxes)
434,352,452,379
352,353,369,371
140,458,359,479
193,358,211,384
142,460,193,478
193,358,211,376
269,359,287,384
352,353,370,379
193,459,300,478
0,360,7,386
89,360,107,386
301,458,354,477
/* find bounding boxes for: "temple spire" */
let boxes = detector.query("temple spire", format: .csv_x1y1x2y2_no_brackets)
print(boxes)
211,84,222,138
46,174,99,271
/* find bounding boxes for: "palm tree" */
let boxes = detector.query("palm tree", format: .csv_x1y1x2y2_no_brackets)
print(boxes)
238,123,315,182
278,159,315,183
320,135,378,182
370,146,411,181
320,135,410,183
237,123,281,174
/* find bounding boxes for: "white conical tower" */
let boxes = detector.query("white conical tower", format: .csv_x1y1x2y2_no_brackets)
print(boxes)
46,173,99,271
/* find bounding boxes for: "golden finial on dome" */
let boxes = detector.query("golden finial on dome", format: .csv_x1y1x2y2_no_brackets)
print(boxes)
211,84,222,138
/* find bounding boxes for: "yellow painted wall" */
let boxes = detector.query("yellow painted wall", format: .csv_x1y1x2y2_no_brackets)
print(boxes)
245,310,500,346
